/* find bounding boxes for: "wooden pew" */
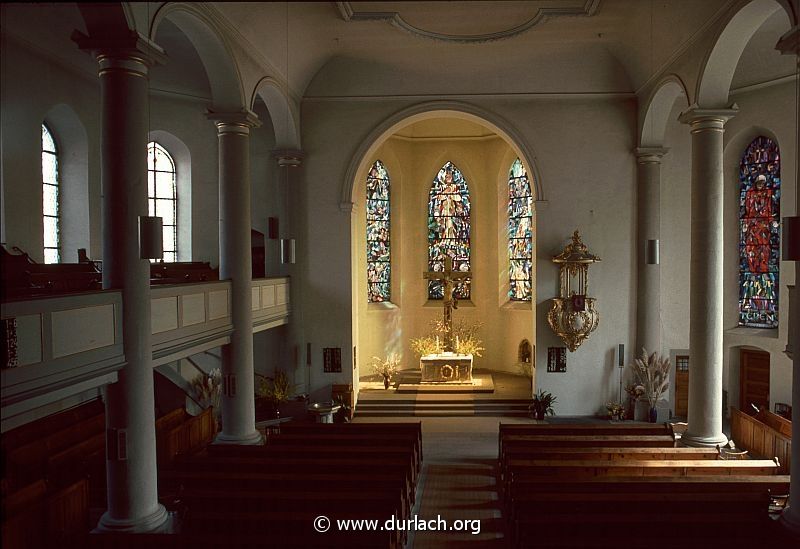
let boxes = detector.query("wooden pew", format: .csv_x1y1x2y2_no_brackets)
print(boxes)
731,407,791,474
507,458,779,478
508,476,789,548
150,261,219,284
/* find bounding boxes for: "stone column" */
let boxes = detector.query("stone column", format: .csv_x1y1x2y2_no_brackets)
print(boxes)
677,105,737,448
74,34,169,532
777,23,800,539
208,111,262,445
634,148,668,356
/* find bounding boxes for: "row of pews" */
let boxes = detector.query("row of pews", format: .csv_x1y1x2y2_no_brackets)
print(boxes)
499,422,791,548
2,244,218,300
89,422,423,549
1,402,216,549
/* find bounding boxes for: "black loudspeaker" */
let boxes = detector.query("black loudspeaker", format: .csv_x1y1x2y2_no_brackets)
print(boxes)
618,344,625,367
783,216,799,261
139,216,163,260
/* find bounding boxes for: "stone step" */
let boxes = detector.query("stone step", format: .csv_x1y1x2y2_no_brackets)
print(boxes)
354,398,531,418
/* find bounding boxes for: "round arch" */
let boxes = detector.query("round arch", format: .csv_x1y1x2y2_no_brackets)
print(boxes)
341,101,545,211
43,103,90,263
150,2,246,112
148,130,192,262
251,77,301,150
696,0,795,108
640,75,689,147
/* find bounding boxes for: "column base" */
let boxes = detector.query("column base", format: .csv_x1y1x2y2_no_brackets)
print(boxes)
94,504,170,534
780,506,800,540
678,431,728,448
214,429,263,445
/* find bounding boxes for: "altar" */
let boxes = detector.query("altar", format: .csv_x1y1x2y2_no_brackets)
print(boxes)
420,352,473,383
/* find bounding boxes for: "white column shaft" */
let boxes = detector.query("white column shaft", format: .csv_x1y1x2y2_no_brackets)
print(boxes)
215,120,260,445
679,108,736,447
635,149,666,355
96,53,167,532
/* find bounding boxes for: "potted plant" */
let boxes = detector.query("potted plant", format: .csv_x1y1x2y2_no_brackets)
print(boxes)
371,355,400,389
256,370,292,419
628,348,670,423
529,389,557,420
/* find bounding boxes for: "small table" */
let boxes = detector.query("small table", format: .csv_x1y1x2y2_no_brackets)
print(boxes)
307,402,341,423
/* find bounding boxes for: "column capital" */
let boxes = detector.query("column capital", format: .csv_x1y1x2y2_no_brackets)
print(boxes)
272,149,305,168
678,104,738,129
776,25,800,56
634,147,669,163
206,110,261,135
72,31,167,74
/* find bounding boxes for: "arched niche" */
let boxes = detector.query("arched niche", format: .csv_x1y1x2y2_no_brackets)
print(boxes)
148,130,192,261
697,0,794,108
151,2,246,112
44,104,89,263
251,77,301,151
640,76,689,147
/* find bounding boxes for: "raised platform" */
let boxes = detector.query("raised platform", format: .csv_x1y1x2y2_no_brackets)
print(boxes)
355,369,531,418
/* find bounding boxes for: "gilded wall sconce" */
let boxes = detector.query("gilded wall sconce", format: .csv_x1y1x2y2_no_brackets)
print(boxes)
547,230,601,351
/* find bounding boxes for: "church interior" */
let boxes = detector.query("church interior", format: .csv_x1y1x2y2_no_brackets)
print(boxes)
1,1,799,546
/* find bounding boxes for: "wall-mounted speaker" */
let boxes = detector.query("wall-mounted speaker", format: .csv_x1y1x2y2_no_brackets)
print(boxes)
783,216,799,261
139,216,163,260
618,344,625,368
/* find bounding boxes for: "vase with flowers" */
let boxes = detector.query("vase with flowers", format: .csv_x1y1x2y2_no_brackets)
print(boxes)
628,348,670,423
371,355,400,389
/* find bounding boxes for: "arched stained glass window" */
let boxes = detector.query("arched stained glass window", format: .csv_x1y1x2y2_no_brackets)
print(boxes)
428,161,471,300
42,124,60,264
147,142,177,262
508,158,533,301
738,136,780,328
366,160,391,302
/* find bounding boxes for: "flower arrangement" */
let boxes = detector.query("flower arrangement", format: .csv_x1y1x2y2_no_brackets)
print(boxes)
371,355,400,388
256,370,293,407
190,367,222,420
410,320,485,357
628,348,670,408
605,401,625,420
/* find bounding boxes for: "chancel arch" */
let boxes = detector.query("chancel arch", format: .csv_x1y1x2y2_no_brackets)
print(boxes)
351,109,538,396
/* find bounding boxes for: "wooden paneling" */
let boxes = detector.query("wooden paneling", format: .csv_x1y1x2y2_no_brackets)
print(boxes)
731,407,791,474
740,348,770,413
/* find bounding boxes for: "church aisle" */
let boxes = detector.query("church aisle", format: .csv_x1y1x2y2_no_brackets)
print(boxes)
354,416,532,547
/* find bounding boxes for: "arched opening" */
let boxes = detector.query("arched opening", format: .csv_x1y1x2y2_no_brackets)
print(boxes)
348,105,541,398
43,104,89,264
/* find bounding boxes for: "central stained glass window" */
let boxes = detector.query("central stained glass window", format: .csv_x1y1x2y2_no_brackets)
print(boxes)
738,136,780,328
428,161,471,300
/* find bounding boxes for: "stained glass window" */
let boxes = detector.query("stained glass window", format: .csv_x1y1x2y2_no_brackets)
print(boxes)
366,160,391,302
147,142,177,262
428,161,471,300
738,136,780,328
42,124,60,264
508,158,533,301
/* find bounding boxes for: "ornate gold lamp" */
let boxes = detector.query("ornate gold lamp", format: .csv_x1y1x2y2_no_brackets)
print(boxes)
547,230,601,351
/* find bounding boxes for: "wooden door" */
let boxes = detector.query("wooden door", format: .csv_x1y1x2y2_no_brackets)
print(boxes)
674,355,689,418
740,349,770,414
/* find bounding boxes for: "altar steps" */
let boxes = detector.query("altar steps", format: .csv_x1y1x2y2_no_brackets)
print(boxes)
354,398,531,418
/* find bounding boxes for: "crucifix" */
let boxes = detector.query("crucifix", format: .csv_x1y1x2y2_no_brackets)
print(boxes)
423,255,471,352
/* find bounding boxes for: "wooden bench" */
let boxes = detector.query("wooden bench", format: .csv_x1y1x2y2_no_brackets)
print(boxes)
732,407,791,473
506,458,779,479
